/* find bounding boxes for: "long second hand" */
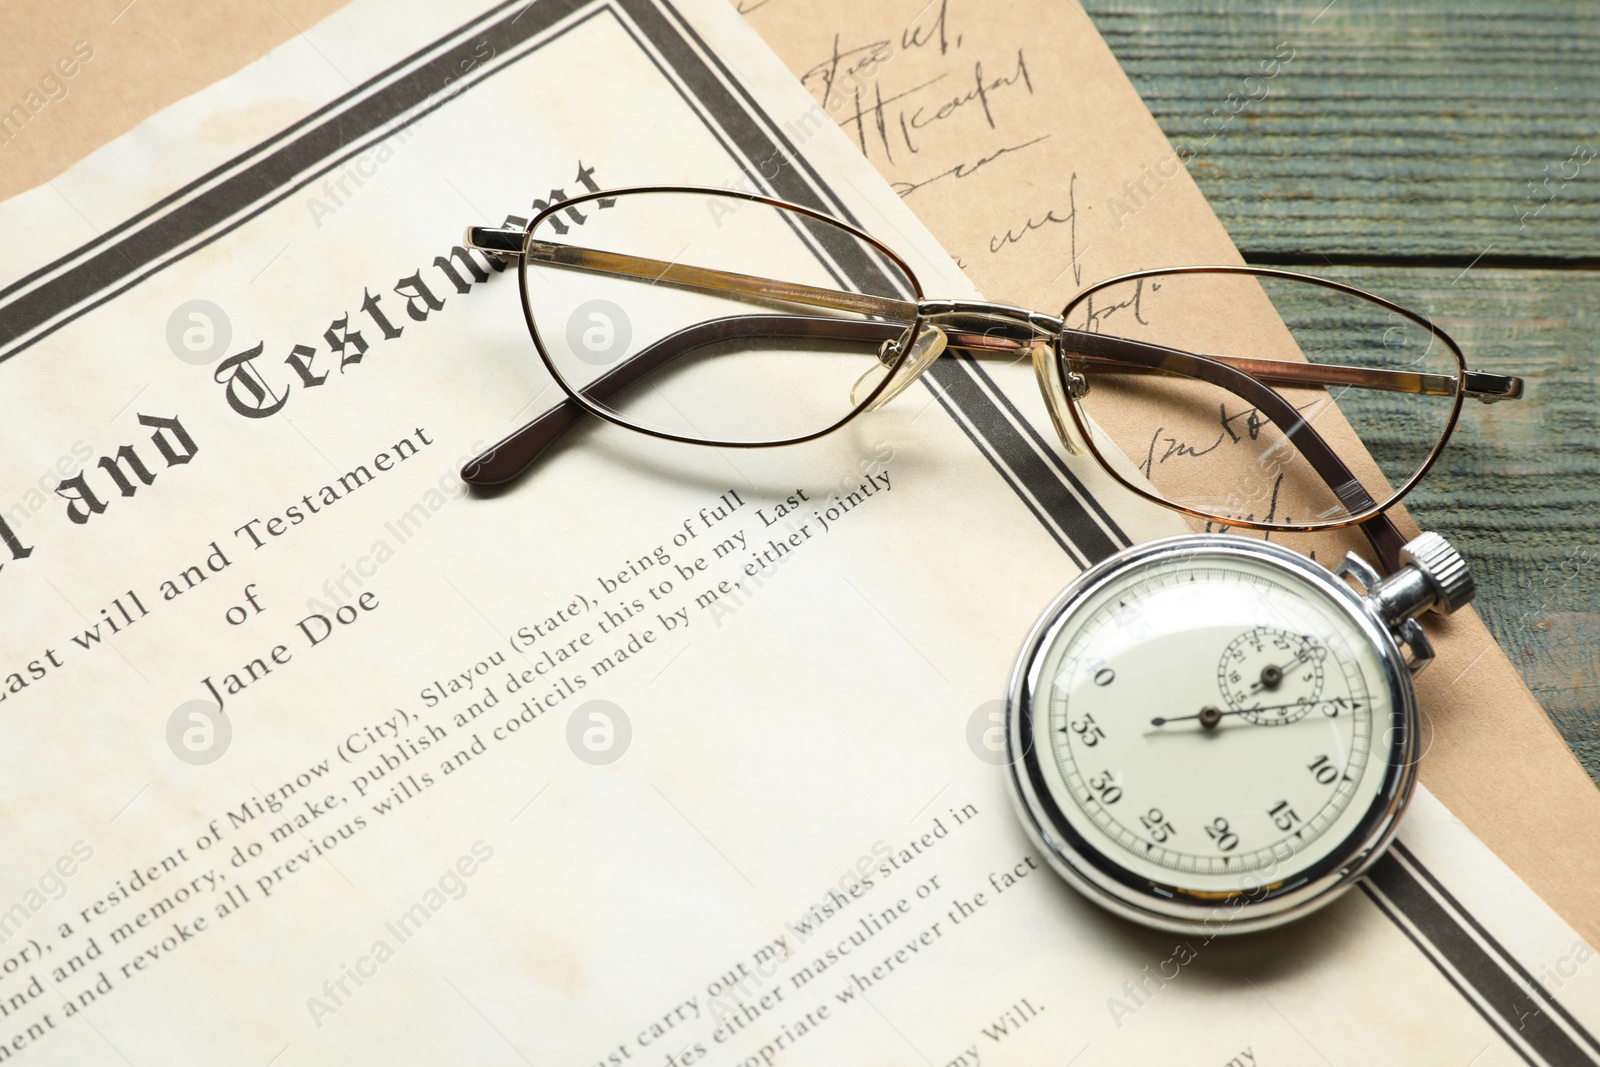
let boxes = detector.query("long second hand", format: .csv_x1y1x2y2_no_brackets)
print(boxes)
1150,696,1354,729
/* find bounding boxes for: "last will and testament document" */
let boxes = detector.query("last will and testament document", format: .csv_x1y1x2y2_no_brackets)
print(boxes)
0,0,1597,1064
737,0,1600,937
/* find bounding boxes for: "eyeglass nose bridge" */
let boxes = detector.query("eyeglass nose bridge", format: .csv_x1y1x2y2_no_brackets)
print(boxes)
1032,341,1091,456
915,301,1089,456
856,323,949,412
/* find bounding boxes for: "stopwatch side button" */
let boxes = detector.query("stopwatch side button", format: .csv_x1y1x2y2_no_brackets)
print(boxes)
1364,532,1476,630
1399,532,1476,615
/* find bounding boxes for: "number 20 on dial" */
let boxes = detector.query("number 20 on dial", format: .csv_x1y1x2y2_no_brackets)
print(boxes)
1004,533,1472,933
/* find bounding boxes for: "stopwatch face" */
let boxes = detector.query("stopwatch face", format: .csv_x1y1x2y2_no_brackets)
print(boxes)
1007,535,1417,933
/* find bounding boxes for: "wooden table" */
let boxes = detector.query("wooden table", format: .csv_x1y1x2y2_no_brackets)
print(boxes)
1084,0,1600,781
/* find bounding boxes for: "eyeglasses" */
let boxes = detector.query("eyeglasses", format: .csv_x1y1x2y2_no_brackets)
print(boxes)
461,186,1522,540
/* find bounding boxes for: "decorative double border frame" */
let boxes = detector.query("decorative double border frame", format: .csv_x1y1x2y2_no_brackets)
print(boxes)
0,1,1591,1061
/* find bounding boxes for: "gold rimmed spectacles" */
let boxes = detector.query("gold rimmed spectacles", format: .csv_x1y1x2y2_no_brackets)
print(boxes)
461,186,1521,563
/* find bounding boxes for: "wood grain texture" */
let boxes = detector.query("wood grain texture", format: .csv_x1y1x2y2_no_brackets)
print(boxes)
1084,0,1600,781
1083,0,1600,262
1376,268,1600,772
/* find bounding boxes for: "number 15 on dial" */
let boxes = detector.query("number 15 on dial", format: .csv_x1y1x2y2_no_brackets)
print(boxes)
1005,533,1473,933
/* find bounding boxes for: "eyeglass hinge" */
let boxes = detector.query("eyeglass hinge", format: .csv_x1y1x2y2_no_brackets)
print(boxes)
1462,370,1524,403
464,224,526,259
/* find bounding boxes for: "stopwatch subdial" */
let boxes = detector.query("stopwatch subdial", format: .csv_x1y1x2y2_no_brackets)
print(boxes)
1217,626,1327,725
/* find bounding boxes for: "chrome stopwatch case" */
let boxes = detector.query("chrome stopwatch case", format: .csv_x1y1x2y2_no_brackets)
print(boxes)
1005,532,1474,934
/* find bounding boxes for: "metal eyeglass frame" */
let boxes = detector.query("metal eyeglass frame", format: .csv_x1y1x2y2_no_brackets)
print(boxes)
462,185,1523,572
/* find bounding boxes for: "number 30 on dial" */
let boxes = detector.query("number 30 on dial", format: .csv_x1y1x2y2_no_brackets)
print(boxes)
1003,534,1452,934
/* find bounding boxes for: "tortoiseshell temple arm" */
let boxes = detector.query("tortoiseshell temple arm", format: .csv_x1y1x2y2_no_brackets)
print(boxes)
932,321,1516,401
461,315,905,485
455,303,1417,567
461,225,1524,490
466,225,1523,402
468,225,918,320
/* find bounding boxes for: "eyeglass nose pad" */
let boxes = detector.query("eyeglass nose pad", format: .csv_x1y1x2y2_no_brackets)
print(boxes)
850,325,948,411
1032,341,1088,456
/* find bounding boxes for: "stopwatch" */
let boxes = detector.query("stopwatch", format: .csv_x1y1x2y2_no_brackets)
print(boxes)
1005,531,1475,934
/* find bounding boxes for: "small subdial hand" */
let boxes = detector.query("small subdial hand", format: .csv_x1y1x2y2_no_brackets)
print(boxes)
1218,627,1328,724
1250,644,1323,693
1150,696,1357,731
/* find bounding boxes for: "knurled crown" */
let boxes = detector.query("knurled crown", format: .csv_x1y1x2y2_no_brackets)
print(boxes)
1399,532,1476,614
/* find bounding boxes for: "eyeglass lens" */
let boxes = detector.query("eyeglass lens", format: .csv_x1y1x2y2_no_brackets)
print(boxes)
522,189,920,446
1060,270,1462,529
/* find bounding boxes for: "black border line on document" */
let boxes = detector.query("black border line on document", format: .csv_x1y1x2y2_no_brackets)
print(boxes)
1360,845,1600,1067
0,2,1591,1059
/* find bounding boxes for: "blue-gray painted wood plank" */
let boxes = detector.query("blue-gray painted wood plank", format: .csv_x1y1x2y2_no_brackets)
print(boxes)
1085,0,1600,780
1086,0,1600,262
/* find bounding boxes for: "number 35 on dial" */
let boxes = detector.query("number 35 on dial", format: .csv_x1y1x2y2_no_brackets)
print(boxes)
1005,535,1431,934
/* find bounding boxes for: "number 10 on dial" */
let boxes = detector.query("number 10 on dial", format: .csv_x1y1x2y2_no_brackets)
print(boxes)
1005,533,1473,933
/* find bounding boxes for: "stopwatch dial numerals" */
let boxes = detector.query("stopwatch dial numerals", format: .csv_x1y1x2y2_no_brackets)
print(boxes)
1138,808,1177,843
1307,754,1341,785
1031,553,1390,888
1217,626,1328,725
1204,817,1240,852
1060,711,1107,747
1268,800,1303,832
1086,769,1123,805
1047,653,1372,875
